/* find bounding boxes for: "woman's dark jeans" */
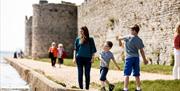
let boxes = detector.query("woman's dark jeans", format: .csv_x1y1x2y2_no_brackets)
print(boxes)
76,56,92,90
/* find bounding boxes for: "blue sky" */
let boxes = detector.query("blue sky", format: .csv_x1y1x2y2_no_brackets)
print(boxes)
0,0,83,52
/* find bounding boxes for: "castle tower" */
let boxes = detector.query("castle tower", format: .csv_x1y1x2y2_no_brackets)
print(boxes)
32,3,77,58
25,16,32,57
39,0,48,4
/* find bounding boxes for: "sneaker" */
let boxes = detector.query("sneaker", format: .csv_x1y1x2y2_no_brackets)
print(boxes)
122,90,128,91
135,89,141,91
100,87,106,91
109,84,115,91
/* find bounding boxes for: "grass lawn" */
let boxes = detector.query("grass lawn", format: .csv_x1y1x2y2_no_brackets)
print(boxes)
35,58,173,75
114,80,180,91
32,58,178,90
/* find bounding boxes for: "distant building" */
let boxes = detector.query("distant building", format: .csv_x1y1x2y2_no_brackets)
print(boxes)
25,0,77,59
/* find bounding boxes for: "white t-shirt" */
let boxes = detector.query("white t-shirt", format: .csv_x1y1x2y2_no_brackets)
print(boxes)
57,48,64,58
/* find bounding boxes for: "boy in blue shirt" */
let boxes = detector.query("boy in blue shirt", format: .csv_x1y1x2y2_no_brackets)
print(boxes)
99,41,121,91
117,24,148,91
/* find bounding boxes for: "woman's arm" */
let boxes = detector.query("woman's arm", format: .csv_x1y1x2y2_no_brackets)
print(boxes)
90,38,97,63
73,50,76,64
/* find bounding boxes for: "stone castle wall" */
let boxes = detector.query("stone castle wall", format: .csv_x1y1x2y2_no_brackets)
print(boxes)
25,16,32,57
31,3,77,58
78,0,180,64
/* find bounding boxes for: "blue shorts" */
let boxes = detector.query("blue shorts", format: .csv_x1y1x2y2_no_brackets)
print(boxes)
124,57,140,76
100,67,109,81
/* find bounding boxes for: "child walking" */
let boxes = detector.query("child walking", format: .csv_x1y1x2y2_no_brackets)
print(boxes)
57,43,65,68
117,24,148,91
99,41,121,91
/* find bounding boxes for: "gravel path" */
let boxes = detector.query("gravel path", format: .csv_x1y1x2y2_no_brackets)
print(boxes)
14,58,173,90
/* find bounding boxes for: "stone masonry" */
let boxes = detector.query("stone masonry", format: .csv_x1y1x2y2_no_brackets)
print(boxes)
25,16,32,57
25,0,180,64
78,0,180,64
25,1,78,58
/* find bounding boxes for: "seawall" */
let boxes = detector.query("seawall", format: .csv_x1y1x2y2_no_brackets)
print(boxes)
4,57,83,91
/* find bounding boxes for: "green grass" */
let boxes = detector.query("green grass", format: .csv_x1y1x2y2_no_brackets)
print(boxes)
35,58,173,75
141,64,172,75
36,58,76,66
114,80,180,91
32,58,178,90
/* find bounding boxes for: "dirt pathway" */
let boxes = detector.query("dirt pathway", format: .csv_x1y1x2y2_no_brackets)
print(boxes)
11,58,173,90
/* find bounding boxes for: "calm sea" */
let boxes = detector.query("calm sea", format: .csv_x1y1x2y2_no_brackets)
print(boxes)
0,51,30,91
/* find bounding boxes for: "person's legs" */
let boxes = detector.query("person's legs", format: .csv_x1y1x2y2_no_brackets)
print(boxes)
54,57,57,66
100,67,108,85
135,76,141,90
52,57,55,66
76,57,84,89
60,58,64,64
174,54,180,79
124,76,129,91
100,67,108,82
100,81,106,91
50,57,54,66
58,58,63,68
100,67,108,91
173,54,179,79
132,57,141,90
123,58,133,90
84,57,91,90
58,58,61,68
177,55,180,79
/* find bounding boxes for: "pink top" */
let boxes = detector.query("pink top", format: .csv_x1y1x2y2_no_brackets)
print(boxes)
174,34,180,49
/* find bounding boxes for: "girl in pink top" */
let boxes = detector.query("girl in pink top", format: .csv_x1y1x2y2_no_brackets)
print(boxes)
173,22,180,80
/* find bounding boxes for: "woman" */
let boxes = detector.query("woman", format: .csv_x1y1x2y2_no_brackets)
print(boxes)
73,26,97,90
173,22,180,80
48,42,58,67
57,43,65,68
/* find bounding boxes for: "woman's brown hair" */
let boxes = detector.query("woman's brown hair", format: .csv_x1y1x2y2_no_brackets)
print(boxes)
80,26,90,44
175,22,180,35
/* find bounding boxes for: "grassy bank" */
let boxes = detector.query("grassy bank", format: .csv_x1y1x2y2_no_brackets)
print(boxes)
35,58,172,75
114,80,180,91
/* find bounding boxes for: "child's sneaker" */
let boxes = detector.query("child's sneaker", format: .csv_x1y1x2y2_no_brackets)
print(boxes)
109,84,115,91
122,90,128,91
135,89,141,91
100,87,106,91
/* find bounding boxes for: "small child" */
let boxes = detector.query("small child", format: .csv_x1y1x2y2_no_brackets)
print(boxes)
57,43,65,68
99,41,121,91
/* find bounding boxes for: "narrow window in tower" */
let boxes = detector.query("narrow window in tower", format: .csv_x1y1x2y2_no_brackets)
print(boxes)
49,9,53,12
54,9,58,12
